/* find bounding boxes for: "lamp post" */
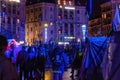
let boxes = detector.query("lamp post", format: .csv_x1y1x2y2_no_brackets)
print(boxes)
44,23,48,43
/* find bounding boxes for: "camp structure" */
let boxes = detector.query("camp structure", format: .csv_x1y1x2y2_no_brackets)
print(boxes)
79,36,108,80
101,31,120,80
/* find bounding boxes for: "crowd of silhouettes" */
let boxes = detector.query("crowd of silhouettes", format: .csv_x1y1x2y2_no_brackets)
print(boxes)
0,35,83,80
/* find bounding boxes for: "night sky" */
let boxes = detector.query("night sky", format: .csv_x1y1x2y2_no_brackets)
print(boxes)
79,0,110,19
86,0,104,19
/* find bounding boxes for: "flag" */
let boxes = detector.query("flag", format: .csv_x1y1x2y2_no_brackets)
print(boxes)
86,0,92,19
112,4,120,32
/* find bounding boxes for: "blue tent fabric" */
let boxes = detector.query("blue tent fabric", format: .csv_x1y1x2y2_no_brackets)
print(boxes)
79,37,109,80
84,37,108,69
112,4,120,32
107,31,120,80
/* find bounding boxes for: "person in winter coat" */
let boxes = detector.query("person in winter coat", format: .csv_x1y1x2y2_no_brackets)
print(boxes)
0,35,18,80
24,46,36,79
52,46,67,80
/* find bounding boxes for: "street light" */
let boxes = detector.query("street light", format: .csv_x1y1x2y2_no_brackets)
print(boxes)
44,23,48,43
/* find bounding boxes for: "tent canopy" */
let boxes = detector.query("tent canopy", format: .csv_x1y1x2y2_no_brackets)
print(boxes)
84,37,108,68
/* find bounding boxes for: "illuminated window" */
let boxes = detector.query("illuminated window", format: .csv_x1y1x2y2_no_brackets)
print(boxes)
77,38,81,43
58,0,60,4
58,29,62,34
69,1,72,5
63,0,66,5
102,14,104,18
17,19,20,23
102,13,106,19
50,22,53,26
119,4,120,9
36,31,37,34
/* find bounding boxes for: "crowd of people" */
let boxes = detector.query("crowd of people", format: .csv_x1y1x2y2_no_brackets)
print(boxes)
0,35,83,80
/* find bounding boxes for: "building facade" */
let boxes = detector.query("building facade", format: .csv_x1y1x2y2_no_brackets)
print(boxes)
0,0,26,42
101,0,120,36
25,0,88,45
25,2,56,46
88,0,120,36
88,18,102,36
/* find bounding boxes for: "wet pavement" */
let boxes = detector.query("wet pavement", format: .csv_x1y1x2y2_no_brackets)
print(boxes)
20,67,80,80
45,68,79,80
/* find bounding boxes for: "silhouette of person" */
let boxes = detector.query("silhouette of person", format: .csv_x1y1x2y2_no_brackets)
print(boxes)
0,35,18,80
52,46,65,80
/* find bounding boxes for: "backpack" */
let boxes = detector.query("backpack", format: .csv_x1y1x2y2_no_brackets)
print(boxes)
53,54,63,67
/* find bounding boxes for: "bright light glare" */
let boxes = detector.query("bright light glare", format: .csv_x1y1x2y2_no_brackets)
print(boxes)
19,41,24,44
65,6,75,10
77,38,81,43
58,42,69,45
64,36,75,39
59,5,62,8
44,23,48,27
82,25,86,31
9,0,20,3
82,25,86,28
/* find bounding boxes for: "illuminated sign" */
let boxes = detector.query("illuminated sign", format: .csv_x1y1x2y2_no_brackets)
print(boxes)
9,0,20,3
58,42,69,45
65,6,75,10
64,36,75,39
82,25,86,40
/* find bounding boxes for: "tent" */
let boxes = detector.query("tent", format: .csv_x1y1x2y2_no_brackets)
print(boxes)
80,37,108,80
101,31,120,80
